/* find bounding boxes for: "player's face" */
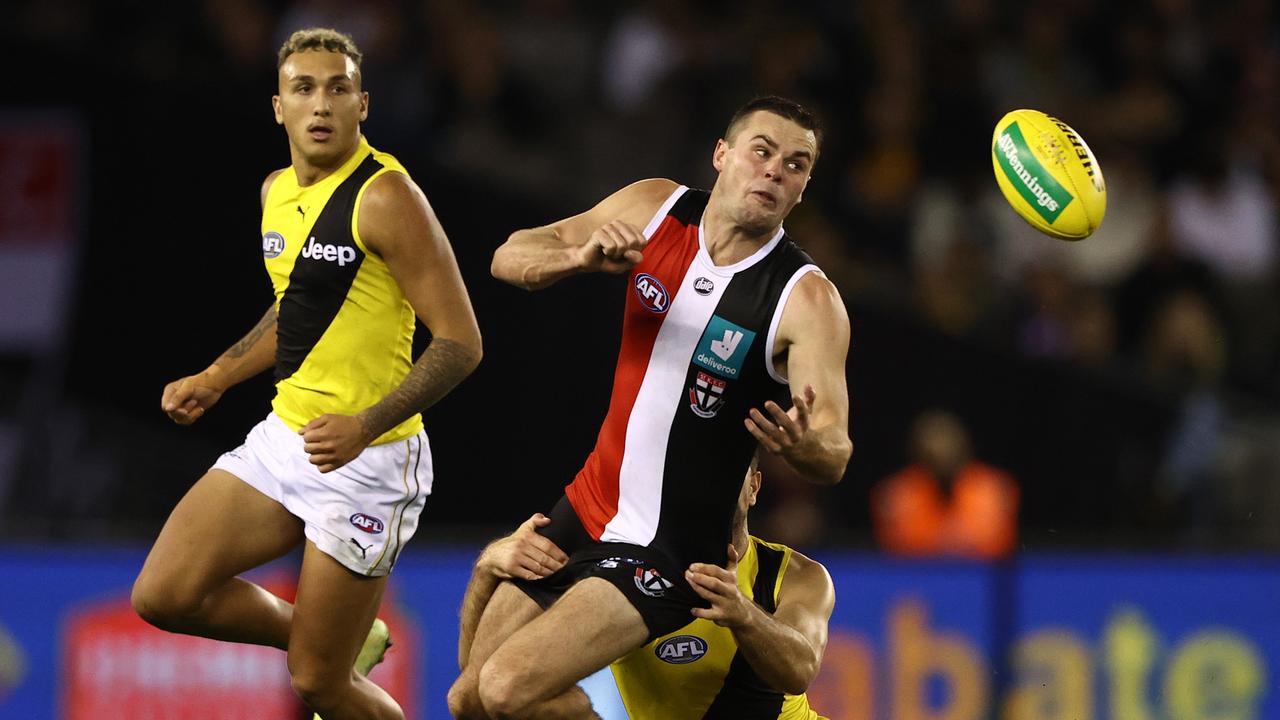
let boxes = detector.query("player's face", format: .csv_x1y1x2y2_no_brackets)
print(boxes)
273,50,368,169
713,111,817,234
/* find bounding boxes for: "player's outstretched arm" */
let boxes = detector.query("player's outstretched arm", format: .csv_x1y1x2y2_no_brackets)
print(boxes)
686,547,835,696
745,273,852,484
491,178,677,290
457,514,568,669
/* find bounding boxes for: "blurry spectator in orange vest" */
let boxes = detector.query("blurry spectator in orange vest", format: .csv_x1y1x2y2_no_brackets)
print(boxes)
872,409,1019,559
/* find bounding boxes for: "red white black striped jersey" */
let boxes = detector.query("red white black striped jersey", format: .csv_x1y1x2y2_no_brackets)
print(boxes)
565,186,820,566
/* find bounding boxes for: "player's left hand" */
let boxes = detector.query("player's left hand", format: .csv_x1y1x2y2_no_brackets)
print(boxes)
299,413,375,473
687,544,755,628
481,513,569,581
745,384,815,459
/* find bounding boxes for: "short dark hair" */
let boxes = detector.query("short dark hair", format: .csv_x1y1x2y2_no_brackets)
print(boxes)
724,96,823,159
277,28,363,75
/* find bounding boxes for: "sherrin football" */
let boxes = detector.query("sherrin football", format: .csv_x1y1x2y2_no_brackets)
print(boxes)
991,109,1106,240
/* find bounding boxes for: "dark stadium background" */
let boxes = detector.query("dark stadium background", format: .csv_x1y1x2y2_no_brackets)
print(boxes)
3,2,1279,719
9,0,1275,549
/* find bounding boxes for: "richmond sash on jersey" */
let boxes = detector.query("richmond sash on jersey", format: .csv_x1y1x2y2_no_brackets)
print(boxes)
260,137,422,446
566,187,819,566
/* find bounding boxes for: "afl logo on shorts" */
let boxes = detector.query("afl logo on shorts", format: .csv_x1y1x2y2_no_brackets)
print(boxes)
349,513,385,534
634,567,674,598
262,231,286,258
634,273,670,314
656,635,708,664
694,277,714,295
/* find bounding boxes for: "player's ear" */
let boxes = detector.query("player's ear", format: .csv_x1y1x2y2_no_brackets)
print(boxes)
712,139,728,172
360,91,369,122
748,470,762,507
272,95,283,125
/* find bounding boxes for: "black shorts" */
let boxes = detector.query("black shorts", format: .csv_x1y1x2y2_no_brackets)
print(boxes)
510,495,707,643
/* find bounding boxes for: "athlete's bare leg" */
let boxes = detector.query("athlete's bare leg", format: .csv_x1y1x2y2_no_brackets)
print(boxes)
449,581,604,720
449,582,545,719
478,578,649,720
287,540,402,719
132,469,303,648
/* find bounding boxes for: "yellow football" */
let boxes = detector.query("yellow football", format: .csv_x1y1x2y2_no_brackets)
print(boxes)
991,109,1106,240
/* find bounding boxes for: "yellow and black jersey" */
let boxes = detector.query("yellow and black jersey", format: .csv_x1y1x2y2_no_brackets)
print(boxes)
260,136,421,445
610,537,824,720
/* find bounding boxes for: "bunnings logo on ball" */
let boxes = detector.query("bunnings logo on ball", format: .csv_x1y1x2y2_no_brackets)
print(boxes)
995,122,1074,223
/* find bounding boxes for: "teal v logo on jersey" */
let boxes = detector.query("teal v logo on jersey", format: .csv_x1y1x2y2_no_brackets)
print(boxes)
693,316,756,379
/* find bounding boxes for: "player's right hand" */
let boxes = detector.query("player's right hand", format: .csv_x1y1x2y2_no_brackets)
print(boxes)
745,384,816,460
687,543,754,628
161,372,225,425
578,220,648,274
480,513,569,582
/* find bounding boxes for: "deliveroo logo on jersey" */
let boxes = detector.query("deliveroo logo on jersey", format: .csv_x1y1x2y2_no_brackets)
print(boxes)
693,315,756,379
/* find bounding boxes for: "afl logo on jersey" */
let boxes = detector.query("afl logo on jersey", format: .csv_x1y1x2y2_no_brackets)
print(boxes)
262,231,286,258
634,273,670,314
656,635,708,664
349,513,385,534
694,277,714,295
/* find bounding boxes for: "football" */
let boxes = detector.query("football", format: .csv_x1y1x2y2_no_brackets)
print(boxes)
991,109,1106,240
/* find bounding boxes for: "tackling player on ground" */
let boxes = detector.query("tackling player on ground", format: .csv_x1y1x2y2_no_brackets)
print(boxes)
459,457,836,718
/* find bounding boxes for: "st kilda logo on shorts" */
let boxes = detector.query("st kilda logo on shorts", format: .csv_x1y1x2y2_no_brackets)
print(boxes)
349,513,385,534
634,567,675,598
634,273,670,314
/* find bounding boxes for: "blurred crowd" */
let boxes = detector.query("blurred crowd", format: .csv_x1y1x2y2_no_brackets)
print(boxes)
7,0,1280,548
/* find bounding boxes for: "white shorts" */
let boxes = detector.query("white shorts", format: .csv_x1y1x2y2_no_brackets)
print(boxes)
212,413,433,576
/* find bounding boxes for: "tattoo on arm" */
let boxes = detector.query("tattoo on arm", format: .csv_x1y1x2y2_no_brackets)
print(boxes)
222,306,278,360
360,338,478,439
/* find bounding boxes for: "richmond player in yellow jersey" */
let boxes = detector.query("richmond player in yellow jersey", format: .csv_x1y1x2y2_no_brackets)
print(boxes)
130,29,481,720
456,457,836,719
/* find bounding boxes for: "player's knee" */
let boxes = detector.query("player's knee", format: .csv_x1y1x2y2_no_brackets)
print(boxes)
446,673,484,720
477,659,532,719
130,572,199,631
288,662,346,712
